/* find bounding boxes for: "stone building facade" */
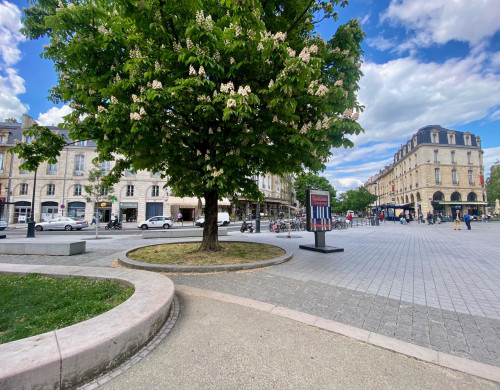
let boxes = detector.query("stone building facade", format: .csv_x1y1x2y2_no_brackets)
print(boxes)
0,115,295,224
365,125,487,219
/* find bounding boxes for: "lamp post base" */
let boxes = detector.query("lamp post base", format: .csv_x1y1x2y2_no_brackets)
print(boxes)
26,221,36,238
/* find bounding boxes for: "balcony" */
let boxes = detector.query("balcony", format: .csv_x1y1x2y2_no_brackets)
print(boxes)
74,170,84,176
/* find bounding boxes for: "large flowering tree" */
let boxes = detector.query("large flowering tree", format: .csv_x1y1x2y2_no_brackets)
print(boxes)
21,0,364,250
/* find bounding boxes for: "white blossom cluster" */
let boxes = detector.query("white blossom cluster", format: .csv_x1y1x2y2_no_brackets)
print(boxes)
268,80,274,88
309,44,318,54
98,25,110,36
198,66,206,77
257,42,264,52
307,80,318,94
213,51,221,61
186,38,194,50
316,114,331,130
237,85,251,96
197,95,211,103
299,47,310,63
287,47,296,57
155,61,162,71
189,64,197,76
274,31,286,44
195,10,213,31
97,105,107,113
173,42,182,53
300,122,312,134
315,84,329,97
152,80,162,89
130,112,141,120
110,96,118,104
212,168,224,178
226,98,236,108
334,79,343,87
130,47,144,59
220,81,235,94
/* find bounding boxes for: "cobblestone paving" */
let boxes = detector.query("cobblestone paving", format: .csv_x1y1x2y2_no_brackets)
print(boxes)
1,222,499,367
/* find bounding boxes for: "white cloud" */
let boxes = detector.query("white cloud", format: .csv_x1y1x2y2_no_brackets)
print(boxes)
484,147,500,177
0,1,24,65
382,0,500,50
354,55,500,145
0,1,28,121
37,105,73,126
366,36,395,51
0,67,28,120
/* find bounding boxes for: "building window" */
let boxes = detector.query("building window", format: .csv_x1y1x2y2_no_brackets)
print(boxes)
126,185,134,197
435,168,440,185
125,168,136,177
434,150,438,163
451,151,455,164
100,186,109,196
20,183,28,195
151,185,159,197
468,170,473,185
0,153,4,173
150,171,161,178
47,184,55,196
20,158,29,174
74,155,85,175
465,135,470,146
47,163,58,175
75,140,86,146
24,135,32,144
467,152,472,164
101,161,111,174
452,169,458,185
448,134,455,144
0,135,6,144
432,133,438,143
74,184,82,196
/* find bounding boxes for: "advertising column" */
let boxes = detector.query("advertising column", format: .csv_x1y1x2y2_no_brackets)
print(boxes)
299,189,343,253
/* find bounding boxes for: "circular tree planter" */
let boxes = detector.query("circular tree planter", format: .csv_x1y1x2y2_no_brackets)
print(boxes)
117,241,293,273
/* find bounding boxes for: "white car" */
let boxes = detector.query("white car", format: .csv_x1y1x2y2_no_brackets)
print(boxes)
0,219,7,231
35,217,89,231
195,212,230,227
137,216,173,230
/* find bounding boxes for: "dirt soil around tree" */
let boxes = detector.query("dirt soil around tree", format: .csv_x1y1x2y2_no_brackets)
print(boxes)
127,242,285,266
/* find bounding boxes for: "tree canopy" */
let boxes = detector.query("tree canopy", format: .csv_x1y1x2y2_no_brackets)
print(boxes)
338,187,376,213
486,166,500,204
294,172,336,207
20,0,365,250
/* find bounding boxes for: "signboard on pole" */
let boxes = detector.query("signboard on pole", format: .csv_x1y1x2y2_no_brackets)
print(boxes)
305,189,331,232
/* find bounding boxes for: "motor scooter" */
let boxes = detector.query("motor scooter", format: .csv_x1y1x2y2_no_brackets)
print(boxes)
240,220,254,233
105,221,122,230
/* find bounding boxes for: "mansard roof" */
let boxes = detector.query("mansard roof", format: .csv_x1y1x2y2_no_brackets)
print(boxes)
415,125,478,147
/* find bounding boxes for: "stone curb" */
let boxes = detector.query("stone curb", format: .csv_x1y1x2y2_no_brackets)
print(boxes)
0,264,175,390
117,240,293,273
176,285,500,385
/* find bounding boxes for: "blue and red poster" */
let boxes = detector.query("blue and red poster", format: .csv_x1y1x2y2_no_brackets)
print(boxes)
306,189,331,232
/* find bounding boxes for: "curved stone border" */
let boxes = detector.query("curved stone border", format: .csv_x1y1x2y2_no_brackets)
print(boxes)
0,264,175,390
117,240,293,273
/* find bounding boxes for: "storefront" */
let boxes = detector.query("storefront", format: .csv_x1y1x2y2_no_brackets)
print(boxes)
120,202,137,222
95,202,112,223
14,201,31,223
41,201,59,221
68,201,86,219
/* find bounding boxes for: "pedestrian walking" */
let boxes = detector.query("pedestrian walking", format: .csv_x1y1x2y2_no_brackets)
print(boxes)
465,211,471,230
347,213,352,227
454,210,461,230
177,211,183,225
91,216,96,225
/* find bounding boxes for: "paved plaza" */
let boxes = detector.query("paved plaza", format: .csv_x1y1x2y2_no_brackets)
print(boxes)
1,220,499,370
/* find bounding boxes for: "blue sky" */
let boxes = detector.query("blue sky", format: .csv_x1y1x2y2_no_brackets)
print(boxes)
1,0,500,192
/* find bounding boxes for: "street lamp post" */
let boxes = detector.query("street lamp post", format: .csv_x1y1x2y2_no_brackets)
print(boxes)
26,167,37,238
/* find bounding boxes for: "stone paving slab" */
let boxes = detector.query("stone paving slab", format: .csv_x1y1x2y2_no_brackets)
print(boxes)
1,223,499,368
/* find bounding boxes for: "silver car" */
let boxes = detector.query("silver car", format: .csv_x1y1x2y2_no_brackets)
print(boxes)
35,217,89,231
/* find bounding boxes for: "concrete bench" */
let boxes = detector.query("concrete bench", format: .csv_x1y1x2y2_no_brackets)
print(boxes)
142,228,228,239
0,238,86,255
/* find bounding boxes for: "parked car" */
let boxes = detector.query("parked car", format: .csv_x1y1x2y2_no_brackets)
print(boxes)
195,212,230,227
137,216,173,230
0,219,7,231
35,217,89,231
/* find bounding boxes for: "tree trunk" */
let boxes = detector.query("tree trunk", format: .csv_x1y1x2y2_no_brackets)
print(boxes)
198,189,223,251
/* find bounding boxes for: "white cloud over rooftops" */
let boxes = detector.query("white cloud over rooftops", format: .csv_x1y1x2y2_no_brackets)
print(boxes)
382,0,500,50
37,105,73,127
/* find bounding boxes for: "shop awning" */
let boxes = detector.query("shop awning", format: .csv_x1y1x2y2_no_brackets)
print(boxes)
435,201,487,205
167,196,231,207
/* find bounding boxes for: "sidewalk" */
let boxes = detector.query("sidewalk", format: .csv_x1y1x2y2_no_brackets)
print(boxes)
97,289,499,390
1,222,500,388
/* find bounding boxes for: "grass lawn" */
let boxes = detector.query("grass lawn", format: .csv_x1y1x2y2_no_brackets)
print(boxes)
128,242,285,266
0,274,134,344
